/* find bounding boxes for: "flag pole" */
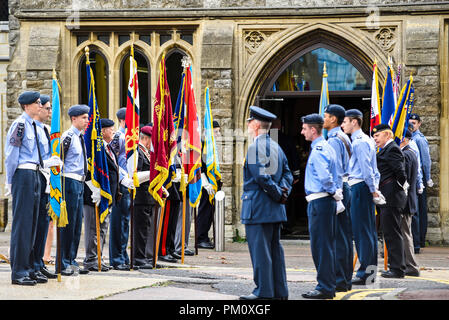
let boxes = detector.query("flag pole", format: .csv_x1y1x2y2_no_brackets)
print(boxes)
154,199,166,267
95,205,102,272
129,43,137,272
130,189,134,271
194,206,198,255
181,189,186,264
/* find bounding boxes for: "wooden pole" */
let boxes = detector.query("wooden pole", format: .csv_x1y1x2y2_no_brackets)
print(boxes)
194,206,198,255
154,200,166,267
384,238,388,271
95,205,101,272
181,191,186,264
152,205,159,268
130,189,134,270
353,252,358,271
56,226,61,282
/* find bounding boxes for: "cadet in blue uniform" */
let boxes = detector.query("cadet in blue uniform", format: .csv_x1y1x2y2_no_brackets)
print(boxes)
109,108,134,270
32,94,61,281
5,91,44,285
323,104,353,292
341,109,380,285
59,104,90,276
409,113,432,252
301,113,339,299
239,106,293,300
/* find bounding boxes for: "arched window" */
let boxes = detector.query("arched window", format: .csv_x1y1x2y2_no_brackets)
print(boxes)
165,49,188,112
271,47,370,92
79,49,109,118
120,49,151,125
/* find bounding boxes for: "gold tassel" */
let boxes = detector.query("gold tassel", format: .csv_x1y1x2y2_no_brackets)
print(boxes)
133,172,140,188
58,201,69,227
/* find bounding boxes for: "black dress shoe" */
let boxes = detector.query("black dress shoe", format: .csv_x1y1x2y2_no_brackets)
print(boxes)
12,277,37,286
239,294,270,300
184,248,195,256
302,290,334,300
135,263,153,269
198,241,214,249
61,267,74,276
40,266,58,279
79,268,90,275
158,254,177,263
414,248,420,254
30,271,48,283
87,265,110,272
170,251,182,259
381,270,404,278
405,270,420,277
351,277,367,285
336,286,349,292
113,264,130,271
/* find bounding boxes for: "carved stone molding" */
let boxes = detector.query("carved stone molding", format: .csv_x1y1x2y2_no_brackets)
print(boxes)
242,29,281,67
375,27,396,52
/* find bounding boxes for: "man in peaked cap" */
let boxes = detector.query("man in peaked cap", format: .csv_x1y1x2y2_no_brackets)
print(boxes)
5,91,44,285
372,123,408,278
323,104,353,292
408,113,432,252
239,106,293,300
58,104,90,276
341,109,380,285
301,113,339,299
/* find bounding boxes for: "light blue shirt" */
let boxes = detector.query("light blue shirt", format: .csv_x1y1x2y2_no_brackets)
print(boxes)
61,125,86,176
327,126,351,189
412,129,431,182
409,139,424,189
35,121,51,161
5,112,41,184
117,126,127,171
305,136,338,195
348,129,380,193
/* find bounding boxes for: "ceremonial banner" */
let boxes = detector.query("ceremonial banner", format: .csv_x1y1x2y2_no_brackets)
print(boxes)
84,48,113,223
149,54,177,207
125,45,140,187
391,75,414,144
381,64,395,126
203,86,221,204
370,60,381,135
319,62,329,138
49,74,68,227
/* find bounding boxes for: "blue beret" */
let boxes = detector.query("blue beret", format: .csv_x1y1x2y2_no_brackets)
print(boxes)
40,94,50,106
410,113,420,121
345,109,363,118
68,104,90,117
18,91,40,105
301,113,324,125
371,124,392,136
100,118,114,128
247,106,276,122
213,120,220,128
325,104,346,121
116,108,126,120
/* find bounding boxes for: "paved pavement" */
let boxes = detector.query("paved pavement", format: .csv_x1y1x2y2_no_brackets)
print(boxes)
1,230,449,301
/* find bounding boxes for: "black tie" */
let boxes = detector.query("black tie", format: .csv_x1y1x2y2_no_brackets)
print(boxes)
80,134,88,176
43,126,51,152
32,121,44,168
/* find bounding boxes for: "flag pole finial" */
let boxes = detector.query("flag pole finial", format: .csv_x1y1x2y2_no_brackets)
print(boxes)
181,56,192,68
85,46,90,64
52,68,56,80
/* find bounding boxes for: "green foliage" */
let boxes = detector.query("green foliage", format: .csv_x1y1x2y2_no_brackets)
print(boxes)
232,229,247,243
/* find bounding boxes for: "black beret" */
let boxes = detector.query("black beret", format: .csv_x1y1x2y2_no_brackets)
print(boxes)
325,104,346,121
247,106,277,122
116,108,126,120
371,123,392,136
301,113,324,125
409,113,421,121
345,109,363,118
68,104,90,117
18,91,40,105
213,120,220,128
40,94,51,106
100,118,114,128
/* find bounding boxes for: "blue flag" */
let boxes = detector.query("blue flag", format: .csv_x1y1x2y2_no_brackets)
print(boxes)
203,86,221,204
84,50,112,223
391,75,414,144
381,65,395,126
319,62,329,138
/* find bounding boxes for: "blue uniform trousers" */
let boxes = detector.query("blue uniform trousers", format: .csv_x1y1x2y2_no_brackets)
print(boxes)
411,211,420,251
58,178,84,270
335,182,353,290
32,172,50,272
10,169,41,280
350,182,378,280
245,222,288,299
109,185,131,267
308,196,337,295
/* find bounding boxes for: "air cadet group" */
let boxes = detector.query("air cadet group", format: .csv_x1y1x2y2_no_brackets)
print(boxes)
4,91,433,301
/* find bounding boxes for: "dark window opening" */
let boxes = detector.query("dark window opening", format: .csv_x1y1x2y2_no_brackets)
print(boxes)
76,34,89,47
165,50,187,113
97,34,110,46
0,2,8,21
160,33,172,46
180,33,193,45
118,34,130,46
139,34,151,46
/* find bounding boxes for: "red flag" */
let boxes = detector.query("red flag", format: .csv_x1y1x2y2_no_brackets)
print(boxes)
149,55,177,207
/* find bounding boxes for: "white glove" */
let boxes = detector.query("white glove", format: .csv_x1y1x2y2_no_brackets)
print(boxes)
91,188,101,206
4,184,11,197
136,171,150,184
333,188,344,201
204,184,216,196
172,168,181,183
427,179,434,188
418,186,424,194
162,186,169,198
43,155,63,169
120,177,135,189
373,190,386,205
336,200,345,215
403,181,409,197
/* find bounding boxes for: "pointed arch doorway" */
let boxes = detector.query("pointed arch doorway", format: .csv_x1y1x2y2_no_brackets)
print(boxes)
255,34,374,239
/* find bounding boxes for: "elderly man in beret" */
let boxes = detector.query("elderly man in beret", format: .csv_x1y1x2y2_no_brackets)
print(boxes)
58,104,91,276
239,106,293,300
5,91,61,285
